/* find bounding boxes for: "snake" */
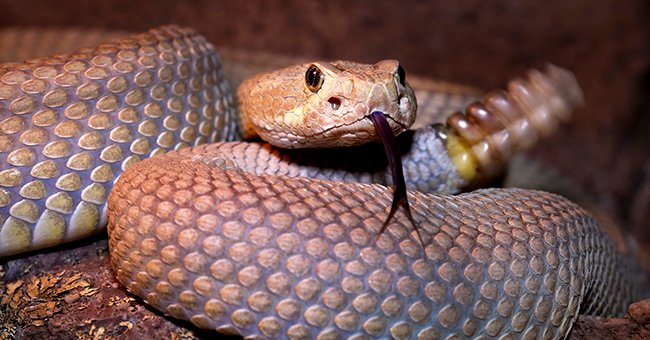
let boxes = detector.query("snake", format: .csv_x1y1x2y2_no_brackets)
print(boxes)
0,26,646,339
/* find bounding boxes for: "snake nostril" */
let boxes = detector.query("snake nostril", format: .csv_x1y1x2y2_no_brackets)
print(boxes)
328,97,341,110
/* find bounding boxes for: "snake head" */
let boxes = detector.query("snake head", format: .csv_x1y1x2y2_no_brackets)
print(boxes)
237,59,418,148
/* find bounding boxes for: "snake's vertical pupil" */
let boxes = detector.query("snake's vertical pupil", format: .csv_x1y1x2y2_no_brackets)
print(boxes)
397,65,406,87
305,64,324,93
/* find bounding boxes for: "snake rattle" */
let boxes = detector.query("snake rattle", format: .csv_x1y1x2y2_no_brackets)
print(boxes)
0,26,646,339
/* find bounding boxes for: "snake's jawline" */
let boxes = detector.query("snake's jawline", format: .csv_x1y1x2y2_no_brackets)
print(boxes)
278,131,417,171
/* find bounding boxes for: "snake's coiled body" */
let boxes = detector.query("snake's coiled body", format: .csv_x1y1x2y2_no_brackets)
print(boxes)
0,26,646,339
110,147,640,339
0,26,238,255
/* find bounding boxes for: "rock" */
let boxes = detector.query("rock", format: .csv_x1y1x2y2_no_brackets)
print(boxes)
0,238,240,340
570,299,650,339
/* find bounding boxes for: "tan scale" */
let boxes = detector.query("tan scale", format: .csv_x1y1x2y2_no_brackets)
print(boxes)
0,26,239,257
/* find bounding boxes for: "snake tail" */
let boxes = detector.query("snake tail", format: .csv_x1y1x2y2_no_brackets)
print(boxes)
441,65,584,182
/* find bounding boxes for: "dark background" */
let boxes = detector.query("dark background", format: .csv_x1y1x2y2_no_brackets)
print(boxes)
1,0,648,241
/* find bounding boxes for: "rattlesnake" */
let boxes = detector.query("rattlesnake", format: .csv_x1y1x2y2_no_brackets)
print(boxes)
0,26,644,339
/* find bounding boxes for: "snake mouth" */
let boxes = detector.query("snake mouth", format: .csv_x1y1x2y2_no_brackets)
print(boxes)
368,111,423,244
284,111,410,148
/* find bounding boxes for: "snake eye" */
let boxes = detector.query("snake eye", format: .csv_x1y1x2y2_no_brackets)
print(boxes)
305,64,324,93
396,65,406,87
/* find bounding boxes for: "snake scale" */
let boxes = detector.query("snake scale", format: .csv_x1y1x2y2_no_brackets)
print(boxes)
0,26,646,339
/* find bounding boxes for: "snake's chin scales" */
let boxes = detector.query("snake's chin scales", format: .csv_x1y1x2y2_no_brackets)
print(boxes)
0,25,647,339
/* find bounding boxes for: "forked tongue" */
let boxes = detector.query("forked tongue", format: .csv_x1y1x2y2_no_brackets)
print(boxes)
369,111,424,245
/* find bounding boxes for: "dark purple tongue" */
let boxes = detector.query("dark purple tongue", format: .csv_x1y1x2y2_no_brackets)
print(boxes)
369,111,423,245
